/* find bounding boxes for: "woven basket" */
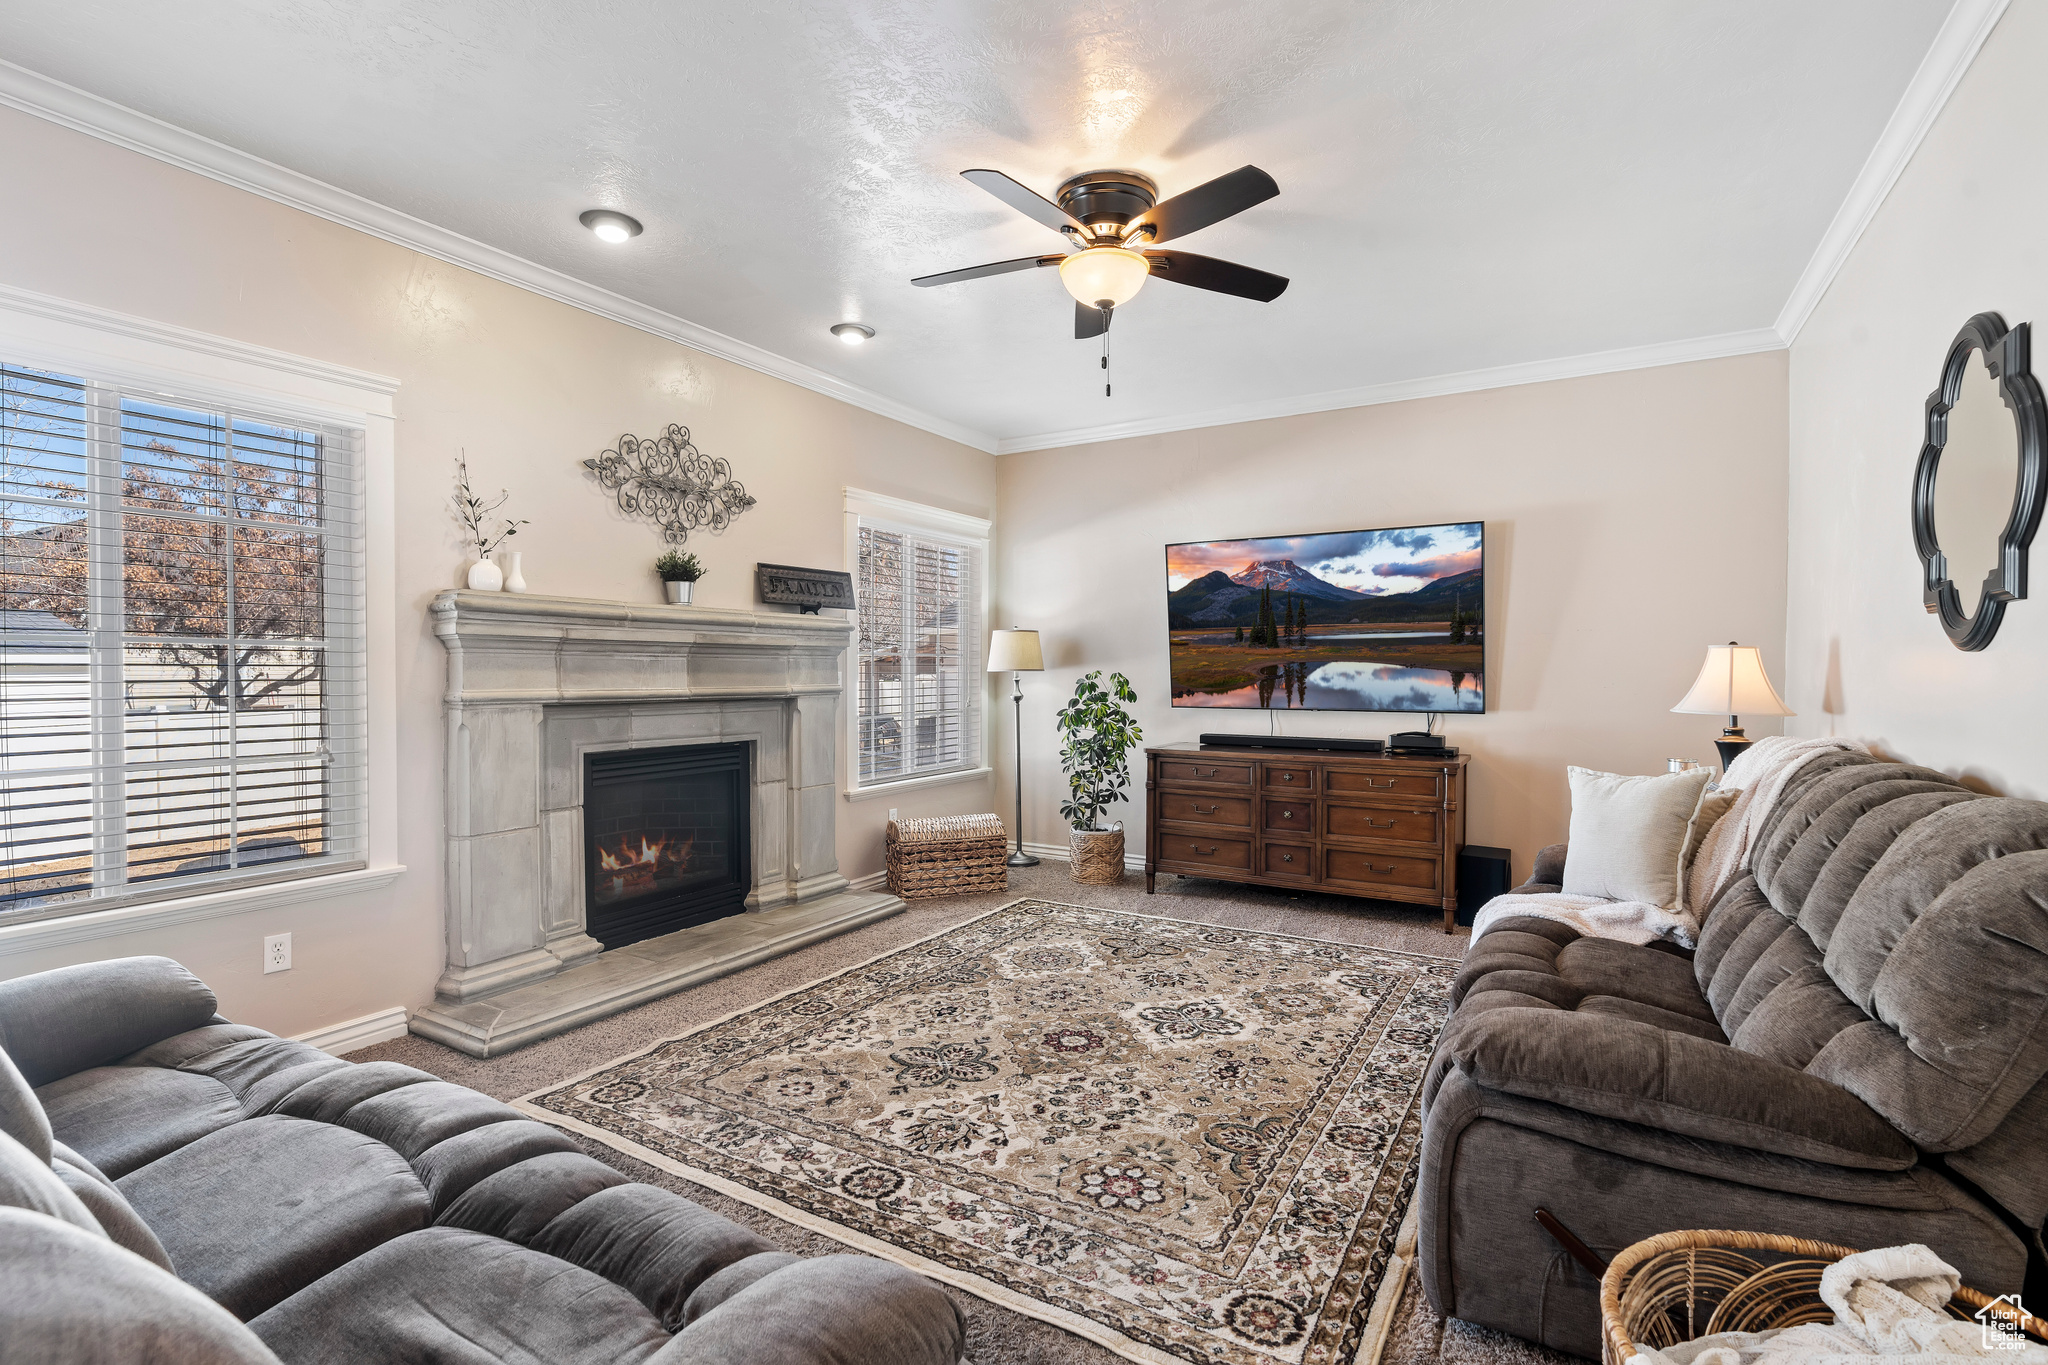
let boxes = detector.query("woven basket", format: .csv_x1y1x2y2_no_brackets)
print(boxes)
1599,1229,2042,1365
1068,823,1126,885
886,814,1009,900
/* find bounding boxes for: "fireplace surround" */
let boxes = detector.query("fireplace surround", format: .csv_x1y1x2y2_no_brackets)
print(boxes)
408,591,905,1056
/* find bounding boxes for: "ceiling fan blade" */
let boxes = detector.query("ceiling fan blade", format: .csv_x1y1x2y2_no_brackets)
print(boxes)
1142,250,1288,302
911,255,1063,287
1075,302,1108,340
961,169,1087,236
1130,165,1279,244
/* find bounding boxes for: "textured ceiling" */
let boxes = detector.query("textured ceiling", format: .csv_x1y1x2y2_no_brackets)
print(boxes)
0,0,1952,446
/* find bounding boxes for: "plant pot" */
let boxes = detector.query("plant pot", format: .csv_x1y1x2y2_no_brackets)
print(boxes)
1068,823,1125,884
663,579,694,605
466,558,503,591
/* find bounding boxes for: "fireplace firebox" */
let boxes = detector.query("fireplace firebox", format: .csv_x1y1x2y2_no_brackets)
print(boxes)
583,743,751,949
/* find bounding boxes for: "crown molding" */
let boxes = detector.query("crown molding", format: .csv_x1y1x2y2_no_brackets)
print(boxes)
995,326,1786,454
0,59,1001,454
1772,0,2009,345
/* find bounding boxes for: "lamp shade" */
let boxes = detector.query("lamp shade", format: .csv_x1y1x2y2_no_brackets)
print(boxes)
1058,247,1150,308
1671,643,1794,717
987,628,1044,673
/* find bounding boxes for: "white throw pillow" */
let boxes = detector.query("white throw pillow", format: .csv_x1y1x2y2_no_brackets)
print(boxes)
1677,788,1739,914
1562,766,1715,909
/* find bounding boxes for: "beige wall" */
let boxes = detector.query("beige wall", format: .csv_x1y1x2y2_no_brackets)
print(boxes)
0,108,995,1033
994,351,1790,890
1785,3,2046,797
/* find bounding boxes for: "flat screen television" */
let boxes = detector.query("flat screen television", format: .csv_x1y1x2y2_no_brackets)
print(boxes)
1165,521,1484,712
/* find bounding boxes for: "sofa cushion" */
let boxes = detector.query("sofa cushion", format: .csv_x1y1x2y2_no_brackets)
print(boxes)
1440,1006,1915,1169
0,1046,53,1166
266,1058,440,1123
662,1253,968,1365
1798,791,1980,949
337,1079,526,1159
247,1226,672,1365
37,1065,242,1179
529,1183,782,1332
118,1114,430,1319
49,1143,174,1272
1728,964,1870,1069
410,1118,584,1213
437,1150,630,1245
0,957,218,1087
1554,938,1717,1022
1751,765,1963,911
0,1128,105,1236
0,1208,282,1365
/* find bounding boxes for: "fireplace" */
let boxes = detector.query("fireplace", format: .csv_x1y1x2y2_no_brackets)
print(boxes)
583,743,751,949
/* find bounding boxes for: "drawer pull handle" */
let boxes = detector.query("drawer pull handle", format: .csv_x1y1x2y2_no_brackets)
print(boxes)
1195,803,1219,814
1196,768,1216,778
1282,773,1295,782
1368,863,1396,874
1366,780,1396,789
1281,853,1294,863
1367,818,1397,828
1192,845,1217,855
1282,809,1295,819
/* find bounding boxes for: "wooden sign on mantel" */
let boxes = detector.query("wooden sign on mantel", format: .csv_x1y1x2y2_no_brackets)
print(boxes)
756,563,854,614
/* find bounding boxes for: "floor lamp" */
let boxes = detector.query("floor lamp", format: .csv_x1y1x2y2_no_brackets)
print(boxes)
987,628,1044,867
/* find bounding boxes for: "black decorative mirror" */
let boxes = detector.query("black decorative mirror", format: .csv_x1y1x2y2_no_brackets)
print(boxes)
1913,312,2047,651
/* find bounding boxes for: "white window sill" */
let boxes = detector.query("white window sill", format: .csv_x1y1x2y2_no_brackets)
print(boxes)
844,766,994,802
0,864,407,957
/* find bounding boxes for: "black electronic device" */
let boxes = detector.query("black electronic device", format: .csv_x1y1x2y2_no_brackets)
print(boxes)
1388,743,1458,758
1456,845,1512,926
1198,733,1385,754
1387,731,1446,751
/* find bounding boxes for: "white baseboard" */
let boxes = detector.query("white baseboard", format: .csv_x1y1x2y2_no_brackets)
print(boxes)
293,1006,409,1057
1022,840,1146,872
847,869,889,892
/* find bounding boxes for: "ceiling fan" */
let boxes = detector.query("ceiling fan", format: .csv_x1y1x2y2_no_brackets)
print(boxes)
911,166,1289,343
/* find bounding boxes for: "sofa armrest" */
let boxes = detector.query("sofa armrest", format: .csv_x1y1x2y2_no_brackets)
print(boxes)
0,957,218,1087
1442,1006,1914,1170
1531,842,1568,886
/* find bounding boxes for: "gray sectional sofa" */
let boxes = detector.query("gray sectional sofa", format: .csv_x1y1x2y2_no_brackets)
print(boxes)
0,956,965,1364
1418,751,2048,1358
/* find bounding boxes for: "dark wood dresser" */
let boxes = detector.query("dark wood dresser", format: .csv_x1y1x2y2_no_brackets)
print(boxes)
1143,742,1470,932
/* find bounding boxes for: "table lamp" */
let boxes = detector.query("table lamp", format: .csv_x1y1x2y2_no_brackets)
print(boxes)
987,628,1044,867
1671,641,1794,770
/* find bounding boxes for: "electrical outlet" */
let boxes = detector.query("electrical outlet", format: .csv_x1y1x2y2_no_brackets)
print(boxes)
263,933,292,974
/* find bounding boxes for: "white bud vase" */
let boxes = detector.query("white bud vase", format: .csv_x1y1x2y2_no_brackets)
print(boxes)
504,551,527,594
466,558,503,591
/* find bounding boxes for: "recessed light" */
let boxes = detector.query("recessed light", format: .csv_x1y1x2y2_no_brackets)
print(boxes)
579,209,643,244
831,322,875,345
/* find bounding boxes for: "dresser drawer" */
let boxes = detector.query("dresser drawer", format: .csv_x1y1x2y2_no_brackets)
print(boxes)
1325,804,1440,847
1260,764,1315,792
1324,769,1442,801
1262,798,1314,835
1263,842,1312,878
1156,791,1253,829
1157,833,1252,871
1157,758,1253,787
1323,848,1439,892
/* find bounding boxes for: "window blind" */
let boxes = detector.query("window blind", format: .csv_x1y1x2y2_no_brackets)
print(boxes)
855,521,981,786
0,362,368,921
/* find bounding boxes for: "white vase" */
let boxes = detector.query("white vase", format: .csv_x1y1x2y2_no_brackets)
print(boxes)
663,579,693,605
503,552,527,594
466,558,503,591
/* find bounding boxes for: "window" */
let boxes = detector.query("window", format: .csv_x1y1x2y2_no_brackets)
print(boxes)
847,491,988,790
0,361,367,921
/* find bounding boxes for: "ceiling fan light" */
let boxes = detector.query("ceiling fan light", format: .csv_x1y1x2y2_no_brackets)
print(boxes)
1058,246,1149,309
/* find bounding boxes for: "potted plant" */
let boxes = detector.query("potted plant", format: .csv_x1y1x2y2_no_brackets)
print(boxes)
1055,670,1144,884
451,453,526,591
655,549,704,604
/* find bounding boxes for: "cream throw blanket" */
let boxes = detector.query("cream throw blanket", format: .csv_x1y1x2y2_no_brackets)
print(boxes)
1627,1243,2046,1365
1472,735,1866,948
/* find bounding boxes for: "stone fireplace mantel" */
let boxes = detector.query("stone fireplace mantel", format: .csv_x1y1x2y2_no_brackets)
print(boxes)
408,591,903,1056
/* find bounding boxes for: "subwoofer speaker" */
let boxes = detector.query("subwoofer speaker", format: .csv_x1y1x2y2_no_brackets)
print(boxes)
1456,845,1512,927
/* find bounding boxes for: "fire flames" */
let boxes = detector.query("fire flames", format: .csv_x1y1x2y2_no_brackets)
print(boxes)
594,832,694,903
597,834,690,872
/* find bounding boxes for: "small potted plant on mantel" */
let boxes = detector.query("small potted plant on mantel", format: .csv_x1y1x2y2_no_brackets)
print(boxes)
654,550,704,604
1056,670,1144,885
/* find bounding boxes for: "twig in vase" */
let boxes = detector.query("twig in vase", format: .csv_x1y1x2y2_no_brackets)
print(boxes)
451,452,528,556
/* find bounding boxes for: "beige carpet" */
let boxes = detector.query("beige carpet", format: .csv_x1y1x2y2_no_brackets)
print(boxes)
355,863,1587,1365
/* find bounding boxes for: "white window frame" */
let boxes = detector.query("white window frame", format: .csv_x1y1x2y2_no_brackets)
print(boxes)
842,487,991,801
0,284,400,953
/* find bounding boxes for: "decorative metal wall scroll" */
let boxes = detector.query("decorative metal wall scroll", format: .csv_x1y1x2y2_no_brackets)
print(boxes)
583,424,757,545
1912,312,2047,651
756,563,855,614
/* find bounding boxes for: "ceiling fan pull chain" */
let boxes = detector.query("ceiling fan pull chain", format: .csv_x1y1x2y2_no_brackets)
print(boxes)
1102,304,1113,397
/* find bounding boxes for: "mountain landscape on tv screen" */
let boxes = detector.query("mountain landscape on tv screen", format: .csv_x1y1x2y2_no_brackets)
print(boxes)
1165,523,1484,712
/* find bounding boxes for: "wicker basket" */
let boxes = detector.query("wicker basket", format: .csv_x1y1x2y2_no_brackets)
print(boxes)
886,814,1009,900
1600,1230,2042,1365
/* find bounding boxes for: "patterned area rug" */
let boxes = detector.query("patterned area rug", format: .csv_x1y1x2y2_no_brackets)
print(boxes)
520,899,1457,1365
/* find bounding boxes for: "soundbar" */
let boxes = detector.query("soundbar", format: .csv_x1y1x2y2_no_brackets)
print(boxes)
1198,733,1385,754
